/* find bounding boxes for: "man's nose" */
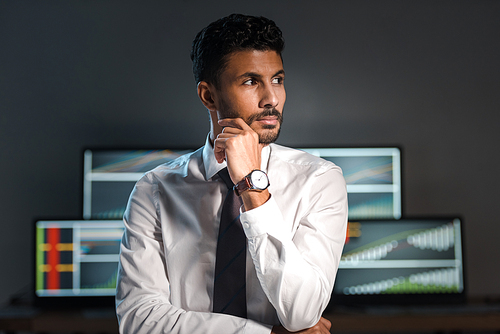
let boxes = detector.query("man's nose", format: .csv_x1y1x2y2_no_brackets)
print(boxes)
259,84,279,109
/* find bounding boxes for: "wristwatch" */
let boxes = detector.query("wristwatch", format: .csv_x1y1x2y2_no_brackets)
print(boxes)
234,169,270,196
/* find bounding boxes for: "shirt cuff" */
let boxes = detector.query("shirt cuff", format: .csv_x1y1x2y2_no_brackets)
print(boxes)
240,195,290,240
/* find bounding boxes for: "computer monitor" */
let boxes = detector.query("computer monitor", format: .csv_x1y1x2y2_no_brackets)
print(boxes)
34,220,124,307
83,149,194,219
84,147,402,220
34,218,465,308
299,147,402,219
331,217,465,306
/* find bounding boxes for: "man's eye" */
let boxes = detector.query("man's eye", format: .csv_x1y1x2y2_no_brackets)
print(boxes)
244,79,255,85
272,77,283,84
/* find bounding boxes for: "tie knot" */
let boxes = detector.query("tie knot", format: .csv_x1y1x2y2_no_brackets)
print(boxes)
217,168,233,189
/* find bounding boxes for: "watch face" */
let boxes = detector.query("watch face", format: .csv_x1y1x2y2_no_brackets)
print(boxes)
250,170,269,190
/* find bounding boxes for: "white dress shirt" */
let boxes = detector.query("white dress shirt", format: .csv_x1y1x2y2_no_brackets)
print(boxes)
116,136,348,334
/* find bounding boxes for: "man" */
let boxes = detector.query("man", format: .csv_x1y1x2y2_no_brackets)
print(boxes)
116,14,348,334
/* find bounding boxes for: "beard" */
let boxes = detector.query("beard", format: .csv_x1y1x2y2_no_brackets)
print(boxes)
246,108,283,144
218,100,284,145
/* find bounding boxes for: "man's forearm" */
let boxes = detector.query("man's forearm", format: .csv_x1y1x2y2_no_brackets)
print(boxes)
240,190,347,332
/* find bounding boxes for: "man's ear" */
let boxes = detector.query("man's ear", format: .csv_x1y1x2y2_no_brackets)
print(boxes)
197,81,217,111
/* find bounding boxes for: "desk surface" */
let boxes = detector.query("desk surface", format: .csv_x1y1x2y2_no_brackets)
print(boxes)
1,304,500,333
0,307,118,333
324,304,500,333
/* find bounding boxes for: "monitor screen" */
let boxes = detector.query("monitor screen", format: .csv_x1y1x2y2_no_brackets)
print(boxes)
84,147,401,220
35,220,124,306
299,147,402,219
331,217,465,306
83,149,194,219
34,218,464,308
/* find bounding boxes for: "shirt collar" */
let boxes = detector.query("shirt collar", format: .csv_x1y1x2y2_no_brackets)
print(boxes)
202,134,271,181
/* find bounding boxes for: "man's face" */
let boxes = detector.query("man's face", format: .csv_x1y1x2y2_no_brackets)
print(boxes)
214,50,286,144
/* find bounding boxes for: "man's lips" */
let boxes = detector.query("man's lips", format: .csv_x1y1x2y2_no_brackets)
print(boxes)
245,108,282,127
255,116,278,125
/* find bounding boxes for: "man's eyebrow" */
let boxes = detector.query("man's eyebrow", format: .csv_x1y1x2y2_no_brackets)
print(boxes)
273,69,285,77
237,69,285,80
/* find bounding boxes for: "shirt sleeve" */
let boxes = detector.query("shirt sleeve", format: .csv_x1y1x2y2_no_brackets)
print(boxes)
115,173,272,334
240,166,348,332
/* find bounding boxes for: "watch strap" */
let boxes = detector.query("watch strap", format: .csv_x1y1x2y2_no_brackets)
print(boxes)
234,176,252,196
233,170,269,196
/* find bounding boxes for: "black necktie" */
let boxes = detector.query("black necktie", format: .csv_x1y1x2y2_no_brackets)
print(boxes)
213,168,247,318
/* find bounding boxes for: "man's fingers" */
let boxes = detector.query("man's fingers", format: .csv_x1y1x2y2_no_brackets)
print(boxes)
213,147,225,163
217,118,259,146
213,137,228,163
270,317,332,334
319,317,331,330
218,117,251,130
219,128,240,136
213,117,261,183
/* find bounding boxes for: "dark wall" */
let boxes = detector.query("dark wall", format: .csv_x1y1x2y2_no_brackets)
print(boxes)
1,0,499,304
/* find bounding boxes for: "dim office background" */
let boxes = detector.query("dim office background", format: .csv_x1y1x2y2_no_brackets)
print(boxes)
0,0,499,306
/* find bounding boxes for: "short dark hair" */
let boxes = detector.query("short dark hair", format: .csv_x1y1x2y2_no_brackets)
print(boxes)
190,14,285,88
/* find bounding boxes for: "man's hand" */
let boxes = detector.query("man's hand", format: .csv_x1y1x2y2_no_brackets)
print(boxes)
214,118,270,210
214,118,262,184
271,317,332,334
